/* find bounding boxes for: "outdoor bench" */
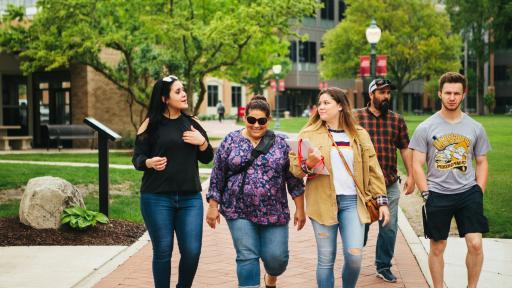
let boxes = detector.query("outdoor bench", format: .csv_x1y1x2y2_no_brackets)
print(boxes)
45,124,95,150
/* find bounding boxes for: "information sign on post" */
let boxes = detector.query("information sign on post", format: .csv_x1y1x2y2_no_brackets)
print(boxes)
83,117,122,217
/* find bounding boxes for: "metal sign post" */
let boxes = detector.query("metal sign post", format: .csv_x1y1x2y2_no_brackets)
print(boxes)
83,117,121,216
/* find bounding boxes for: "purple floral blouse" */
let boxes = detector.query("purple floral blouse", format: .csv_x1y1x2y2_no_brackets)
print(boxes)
206,130,304,225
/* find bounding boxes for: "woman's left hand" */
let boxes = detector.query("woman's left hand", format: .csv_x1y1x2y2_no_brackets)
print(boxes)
294,208,306,231
182,126,206,146
379,205,390,226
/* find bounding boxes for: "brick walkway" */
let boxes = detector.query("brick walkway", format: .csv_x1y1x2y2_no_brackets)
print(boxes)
94,121,427,287
94,201,427,287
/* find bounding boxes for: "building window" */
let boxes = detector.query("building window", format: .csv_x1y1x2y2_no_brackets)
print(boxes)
298,41,317,63
207,85,219,107
320,0,335,20
339,1,346,21
231,86,242,107
320,42,325,61
495,65,512,81
289,41,297,62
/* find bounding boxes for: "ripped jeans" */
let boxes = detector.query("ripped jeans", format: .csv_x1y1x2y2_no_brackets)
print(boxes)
310,195,364,288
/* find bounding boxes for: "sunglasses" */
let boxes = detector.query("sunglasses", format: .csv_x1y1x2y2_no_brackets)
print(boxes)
375,79,391,86
246,116,268,125
162,75,178,82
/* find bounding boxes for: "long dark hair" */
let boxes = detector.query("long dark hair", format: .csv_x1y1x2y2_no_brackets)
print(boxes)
141,77,191,139
302,87,358,137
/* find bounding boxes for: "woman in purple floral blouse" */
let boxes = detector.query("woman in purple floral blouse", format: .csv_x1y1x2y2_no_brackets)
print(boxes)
206,95,305,288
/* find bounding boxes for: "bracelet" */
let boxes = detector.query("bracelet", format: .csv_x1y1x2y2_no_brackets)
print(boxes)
421,191,429,201
301,160,314,174
200,139,207,146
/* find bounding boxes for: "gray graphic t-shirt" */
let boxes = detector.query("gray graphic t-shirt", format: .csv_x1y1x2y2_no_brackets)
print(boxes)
409,112,491,194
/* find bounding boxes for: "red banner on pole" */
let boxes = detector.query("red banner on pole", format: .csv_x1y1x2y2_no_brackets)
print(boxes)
278,79,285,91
270,79,276,90
318,81,329,90
359,56,370,77
376,55,387,76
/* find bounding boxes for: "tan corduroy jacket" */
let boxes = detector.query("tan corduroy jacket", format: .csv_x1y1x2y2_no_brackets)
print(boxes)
289,124,386,225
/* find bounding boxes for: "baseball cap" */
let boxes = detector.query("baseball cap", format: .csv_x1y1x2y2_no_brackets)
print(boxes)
369,78,396,94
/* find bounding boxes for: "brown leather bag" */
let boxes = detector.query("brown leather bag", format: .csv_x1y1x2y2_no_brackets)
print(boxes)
327,131,380,223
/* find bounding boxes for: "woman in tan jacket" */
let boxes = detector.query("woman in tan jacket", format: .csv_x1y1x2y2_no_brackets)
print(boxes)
289,87,389,288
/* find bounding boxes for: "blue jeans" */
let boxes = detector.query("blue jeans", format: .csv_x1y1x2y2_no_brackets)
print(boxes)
140,192,203,288
311,195,364,288
226,219,289,288
364,181,400,271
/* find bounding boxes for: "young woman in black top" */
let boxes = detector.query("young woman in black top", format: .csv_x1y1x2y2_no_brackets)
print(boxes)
132,75,213,288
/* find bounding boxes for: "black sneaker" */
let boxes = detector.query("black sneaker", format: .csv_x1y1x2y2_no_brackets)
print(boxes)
376,269,397,283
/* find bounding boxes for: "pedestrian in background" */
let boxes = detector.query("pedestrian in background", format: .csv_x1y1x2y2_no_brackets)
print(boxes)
217,100,225,122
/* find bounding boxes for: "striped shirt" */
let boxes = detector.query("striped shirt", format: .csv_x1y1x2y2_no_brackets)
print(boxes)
329,130,357,195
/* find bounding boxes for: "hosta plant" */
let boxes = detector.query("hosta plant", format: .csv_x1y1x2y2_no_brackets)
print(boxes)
60,206,109,230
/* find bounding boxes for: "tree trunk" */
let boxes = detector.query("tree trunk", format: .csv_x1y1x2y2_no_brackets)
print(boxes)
193,76,207,115
476,55,484,115
397,89,405,115
185,67,195,113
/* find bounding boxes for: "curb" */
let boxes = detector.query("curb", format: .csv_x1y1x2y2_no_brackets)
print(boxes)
397,207,433,287
72,178,211,288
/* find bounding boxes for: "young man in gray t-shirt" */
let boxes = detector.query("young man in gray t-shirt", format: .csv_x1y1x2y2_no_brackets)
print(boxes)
409,72,491,288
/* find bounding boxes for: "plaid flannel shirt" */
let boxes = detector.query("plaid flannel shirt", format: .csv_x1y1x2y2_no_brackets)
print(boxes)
354,106,410,186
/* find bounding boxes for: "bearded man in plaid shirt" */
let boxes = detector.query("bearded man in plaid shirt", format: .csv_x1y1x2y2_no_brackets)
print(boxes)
354,78,415,283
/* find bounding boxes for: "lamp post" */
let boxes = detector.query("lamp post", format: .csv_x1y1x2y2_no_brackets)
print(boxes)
365,19,382,80
272,64,282,130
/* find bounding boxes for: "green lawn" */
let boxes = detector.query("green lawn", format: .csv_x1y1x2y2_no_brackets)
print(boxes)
0,152,134,165
1,195,143,223
0,152,213,169
269,117,309,133
0,163,142,190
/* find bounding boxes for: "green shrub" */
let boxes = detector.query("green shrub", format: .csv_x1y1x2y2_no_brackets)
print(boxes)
60,206,109,230
484,91,496,114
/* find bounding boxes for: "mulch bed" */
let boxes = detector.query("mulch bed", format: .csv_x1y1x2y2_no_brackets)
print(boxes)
0,217,146,246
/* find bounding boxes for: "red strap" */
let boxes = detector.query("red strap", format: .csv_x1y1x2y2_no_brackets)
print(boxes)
297,138,325,179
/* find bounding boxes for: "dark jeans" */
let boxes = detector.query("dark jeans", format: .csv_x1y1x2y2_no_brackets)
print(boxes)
363,181,400,271
140,192,203,288
218,113,224,122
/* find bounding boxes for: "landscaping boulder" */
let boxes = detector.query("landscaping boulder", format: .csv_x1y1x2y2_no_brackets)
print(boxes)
19,176,85,229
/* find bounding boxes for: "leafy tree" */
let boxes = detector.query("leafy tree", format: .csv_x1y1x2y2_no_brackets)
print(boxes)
161,0,318,114
0,0,319,128
217,35,292,95
445,0,512,115
320,0,461,114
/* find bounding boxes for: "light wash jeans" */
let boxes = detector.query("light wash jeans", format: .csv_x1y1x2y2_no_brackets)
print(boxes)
311,195,365,288
363,181,400,271
227,218,289,288
140,192,203,288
